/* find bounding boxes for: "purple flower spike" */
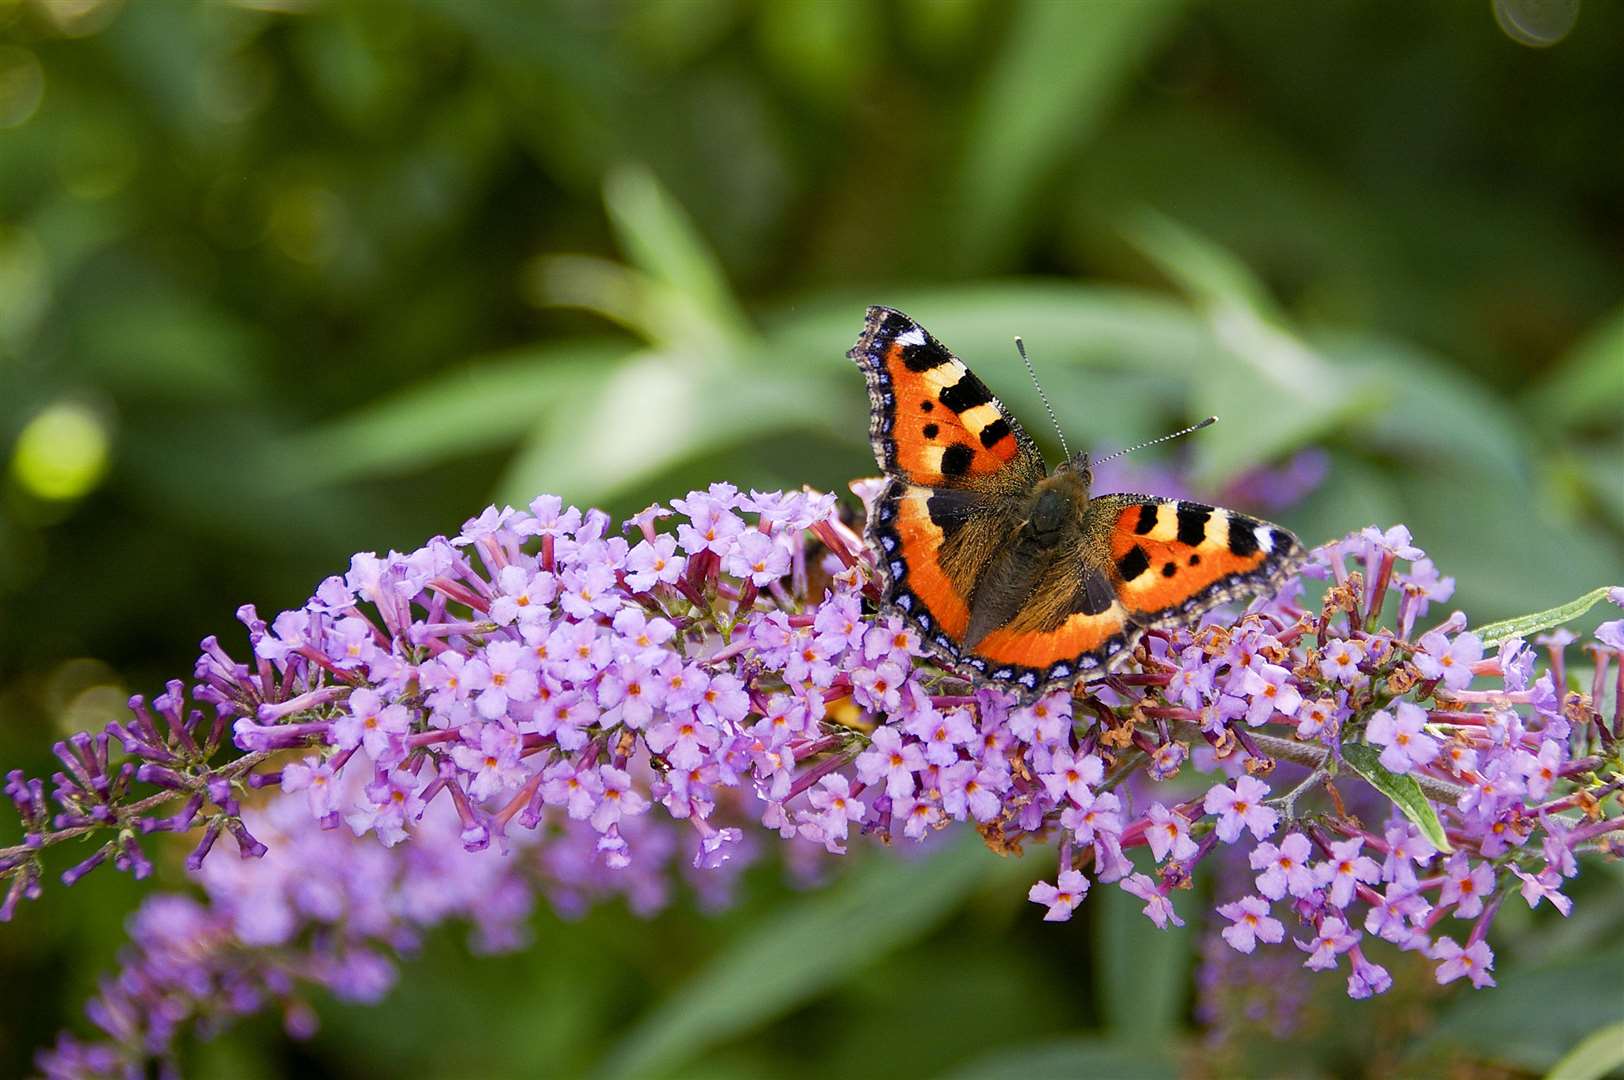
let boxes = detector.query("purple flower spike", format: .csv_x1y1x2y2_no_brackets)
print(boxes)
1313,838,1381,909
0,483,1616,1075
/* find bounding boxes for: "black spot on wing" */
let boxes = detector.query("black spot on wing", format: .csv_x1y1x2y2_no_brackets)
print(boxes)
925,491,967,541
941,443,974,478
902,339,952,372
920,400,934,412
1133,503,1159,535
922,423,939,439
1227,516,1260,557
1161,562,1177,577
978,417,1011,448
1175,502,1211,546
939,373,993,413
1117,544,1150,582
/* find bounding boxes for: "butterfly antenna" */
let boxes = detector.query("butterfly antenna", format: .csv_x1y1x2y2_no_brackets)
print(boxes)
1014,337,1070,461
1093,416,1219,465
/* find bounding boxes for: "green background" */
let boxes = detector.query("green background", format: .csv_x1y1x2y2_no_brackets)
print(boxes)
1,0,1621,1076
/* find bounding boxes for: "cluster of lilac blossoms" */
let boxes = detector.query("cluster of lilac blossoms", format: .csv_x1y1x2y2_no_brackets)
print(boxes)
5,483,1623,1077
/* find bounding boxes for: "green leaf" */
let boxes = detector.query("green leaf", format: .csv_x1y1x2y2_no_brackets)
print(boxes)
762,281,1219,381
595,835,994,1080
1547,1021,1624,1080
1409,945,1624,1073
1341,743,1452,854
1475,586,1621,646
272,342,626,489
1569,442,1624,532
1095,849,1195,1041
496,349,848,509
953,0,1186,269
1320,330,1530,480
602,163,751,347
755,0,874,110
1122,209,1388,484
936,1036,1178,1080
1531,305,1624,431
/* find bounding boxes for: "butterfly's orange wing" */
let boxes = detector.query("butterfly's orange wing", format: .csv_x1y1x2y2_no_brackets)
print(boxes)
850,307,1046,663
850,306,1046,491
1092,495,1302,625
965,496,1301,693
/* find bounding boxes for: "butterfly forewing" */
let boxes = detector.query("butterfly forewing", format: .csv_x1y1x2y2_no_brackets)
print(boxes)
1090,495,1301,625
849,306,1046,492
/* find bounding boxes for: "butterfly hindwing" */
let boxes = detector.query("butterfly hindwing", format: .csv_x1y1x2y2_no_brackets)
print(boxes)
1089,494,1301,625
958,540,1136,682
849,306,1046,492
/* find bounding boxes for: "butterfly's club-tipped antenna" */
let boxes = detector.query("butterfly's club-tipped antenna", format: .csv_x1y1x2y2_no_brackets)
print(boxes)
1014,336,1070,462
1093,416,1219,465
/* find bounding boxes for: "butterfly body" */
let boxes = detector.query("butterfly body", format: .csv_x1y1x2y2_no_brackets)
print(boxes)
850,306,1302,698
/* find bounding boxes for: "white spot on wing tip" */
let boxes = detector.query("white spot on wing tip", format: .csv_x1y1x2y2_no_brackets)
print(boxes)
1255,526,1274,553
896,328,926,346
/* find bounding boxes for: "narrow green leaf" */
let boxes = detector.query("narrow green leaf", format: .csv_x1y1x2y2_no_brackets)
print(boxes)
936,1036,1178,1080
1531,305,1624,430
1341,743,1453,854
1474,586,1621,646
1122,208,1387,484
602,163,751,346
497,351,848,508
1546,1020,1624,1080
1571,443,1624,532
1321,331,1529,479
1095,850,1194,1040
272,343,624,489
596,835,993,1080
761,281,1219,379
953,0,1185,269
1125,204,1282,316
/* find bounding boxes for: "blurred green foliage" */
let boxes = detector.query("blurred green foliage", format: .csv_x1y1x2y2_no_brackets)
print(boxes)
1,0,1621,1076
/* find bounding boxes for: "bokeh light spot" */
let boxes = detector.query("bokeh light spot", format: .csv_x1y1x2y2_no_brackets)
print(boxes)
35,0,123,38
269,183,347,266
44,658,124,735
11,402,112,502
0,45,44,128
1492,0,1580,47
57,122,139,199
0,223,49,347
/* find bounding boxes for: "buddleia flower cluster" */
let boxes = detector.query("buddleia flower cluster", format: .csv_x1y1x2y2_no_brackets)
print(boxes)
4,483,1621,1076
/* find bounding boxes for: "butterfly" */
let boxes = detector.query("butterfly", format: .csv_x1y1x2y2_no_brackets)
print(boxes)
848,305,1303,699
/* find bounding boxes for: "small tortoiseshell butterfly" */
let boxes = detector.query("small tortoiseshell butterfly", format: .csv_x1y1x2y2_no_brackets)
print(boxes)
849,305,1303,699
